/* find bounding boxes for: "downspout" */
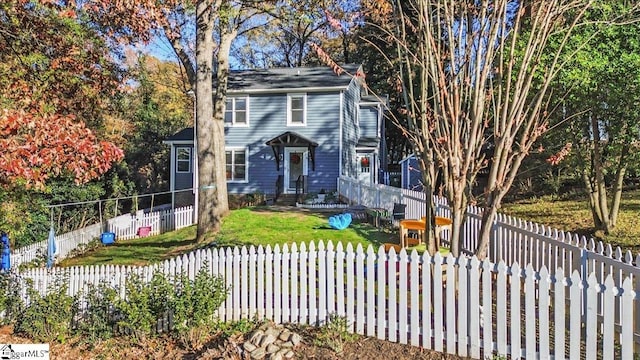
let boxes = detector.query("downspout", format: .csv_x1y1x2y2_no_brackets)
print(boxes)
169,144,176,210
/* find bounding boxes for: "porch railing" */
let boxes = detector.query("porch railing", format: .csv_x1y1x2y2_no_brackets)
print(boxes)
295,175,307,202
275,175,284,202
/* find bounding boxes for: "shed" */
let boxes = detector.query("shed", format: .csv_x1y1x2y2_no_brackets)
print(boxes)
399,154,423,191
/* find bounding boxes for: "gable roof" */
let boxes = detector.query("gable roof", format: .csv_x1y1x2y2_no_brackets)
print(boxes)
227,64,362,94
163,127,193,143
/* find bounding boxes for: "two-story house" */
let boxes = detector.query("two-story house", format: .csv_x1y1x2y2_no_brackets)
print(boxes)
164,64,387,203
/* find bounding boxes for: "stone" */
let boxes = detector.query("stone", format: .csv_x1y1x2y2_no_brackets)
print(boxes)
266,343,280,354
278,330,291,341
250,348,266,360
284,350,295,359
289,333,302,346
260,334,277,347
273,349,289,360
250,330,264,344
243,342,257,352
265,326,281,337
280,341,294,348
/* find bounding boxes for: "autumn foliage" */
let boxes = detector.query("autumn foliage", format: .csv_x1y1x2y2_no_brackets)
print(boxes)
0,110,124,189
0,0,126,190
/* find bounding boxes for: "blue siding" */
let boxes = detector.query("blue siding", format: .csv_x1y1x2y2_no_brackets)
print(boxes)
358,105,379,139
341,80,360,178
175,170,193,190
401,155,423,191
224,92,342,194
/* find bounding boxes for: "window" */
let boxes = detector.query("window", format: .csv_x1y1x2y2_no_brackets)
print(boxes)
176,147,191,173
225,148,247,182
287,93,307,126
224,97,249,126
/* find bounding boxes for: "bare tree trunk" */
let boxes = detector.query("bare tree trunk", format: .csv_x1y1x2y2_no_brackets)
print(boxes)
609,145,629,227
582,167,604,229
418,154,436,255
195,0,224,241
476,203,498,261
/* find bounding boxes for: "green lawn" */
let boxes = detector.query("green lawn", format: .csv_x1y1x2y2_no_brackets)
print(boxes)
501,189,640,251
59,226,198,267
60,207,398,267
61,188,635,269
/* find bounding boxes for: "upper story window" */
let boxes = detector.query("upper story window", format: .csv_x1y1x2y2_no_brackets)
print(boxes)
287,93,307,126
225,147,247,182
225,96,249,126
176,147,191,173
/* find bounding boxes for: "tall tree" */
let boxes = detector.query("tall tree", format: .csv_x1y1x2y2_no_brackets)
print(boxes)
0,0,124,189
123,55,193,193
88,0,271,240
0,0,125,245
364,0,594,258
233,0,360,68
550,3,640,236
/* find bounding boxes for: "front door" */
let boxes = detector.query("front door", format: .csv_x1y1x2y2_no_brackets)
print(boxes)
284,147,308,193
357,153,374,185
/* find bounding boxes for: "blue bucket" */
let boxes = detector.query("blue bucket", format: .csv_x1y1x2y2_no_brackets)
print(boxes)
100,232,115,245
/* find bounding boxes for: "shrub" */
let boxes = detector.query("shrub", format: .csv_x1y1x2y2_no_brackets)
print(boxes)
15,275,75,343
114,273,158,340
314,313,358,353
172,267,228,349
0,271,25,325
74,280,119,343
17,248,48,270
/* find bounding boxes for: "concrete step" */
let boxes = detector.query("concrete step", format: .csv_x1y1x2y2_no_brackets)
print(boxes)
274,194,300,206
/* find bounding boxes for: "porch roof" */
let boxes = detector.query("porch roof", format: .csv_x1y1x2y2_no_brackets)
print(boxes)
265,131,318,171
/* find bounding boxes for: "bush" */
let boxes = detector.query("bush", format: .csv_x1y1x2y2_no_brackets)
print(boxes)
114,267,227,345
0,271,25,325
172,267,228,348
314,313,358,353
74,280,119,343
15,275,75,343
114,273,160,340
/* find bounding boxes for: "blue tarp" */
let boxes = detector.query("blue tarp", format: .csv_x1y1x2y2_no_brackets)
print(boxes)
47,226,56,269
328,213,352,230
1,232,10,271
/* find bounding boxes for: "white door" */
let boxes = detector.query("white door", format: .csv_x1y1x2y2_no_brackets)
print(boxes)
357,153,374,185
284,147,308,193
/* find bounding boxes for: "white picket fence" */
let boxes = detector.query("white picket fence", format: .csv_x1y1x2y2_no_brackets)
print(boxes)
12,205,194,268
338,176,640,347
17,241,637,359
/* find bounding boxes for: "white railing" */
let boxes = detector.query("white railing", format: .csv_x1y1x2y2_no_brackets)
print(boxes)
338,176,640,344
12,205,195,268
338,176,640,275
16,241,637,359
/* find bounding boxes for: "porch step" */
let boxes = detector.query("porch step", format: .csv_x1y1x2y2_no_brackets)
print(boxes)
274,194,299,206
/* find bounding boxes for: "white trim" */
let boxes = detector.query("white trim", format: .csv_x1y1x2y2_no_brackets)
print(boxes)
377,104,383,138
284,147,308,193
225,147,248,183
228,85,348,95
399,154,417,164
224,96,250,127
169,146,176,191
176,147,191,173
339,91,344,177
163,140,194,145
287,93,307,126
